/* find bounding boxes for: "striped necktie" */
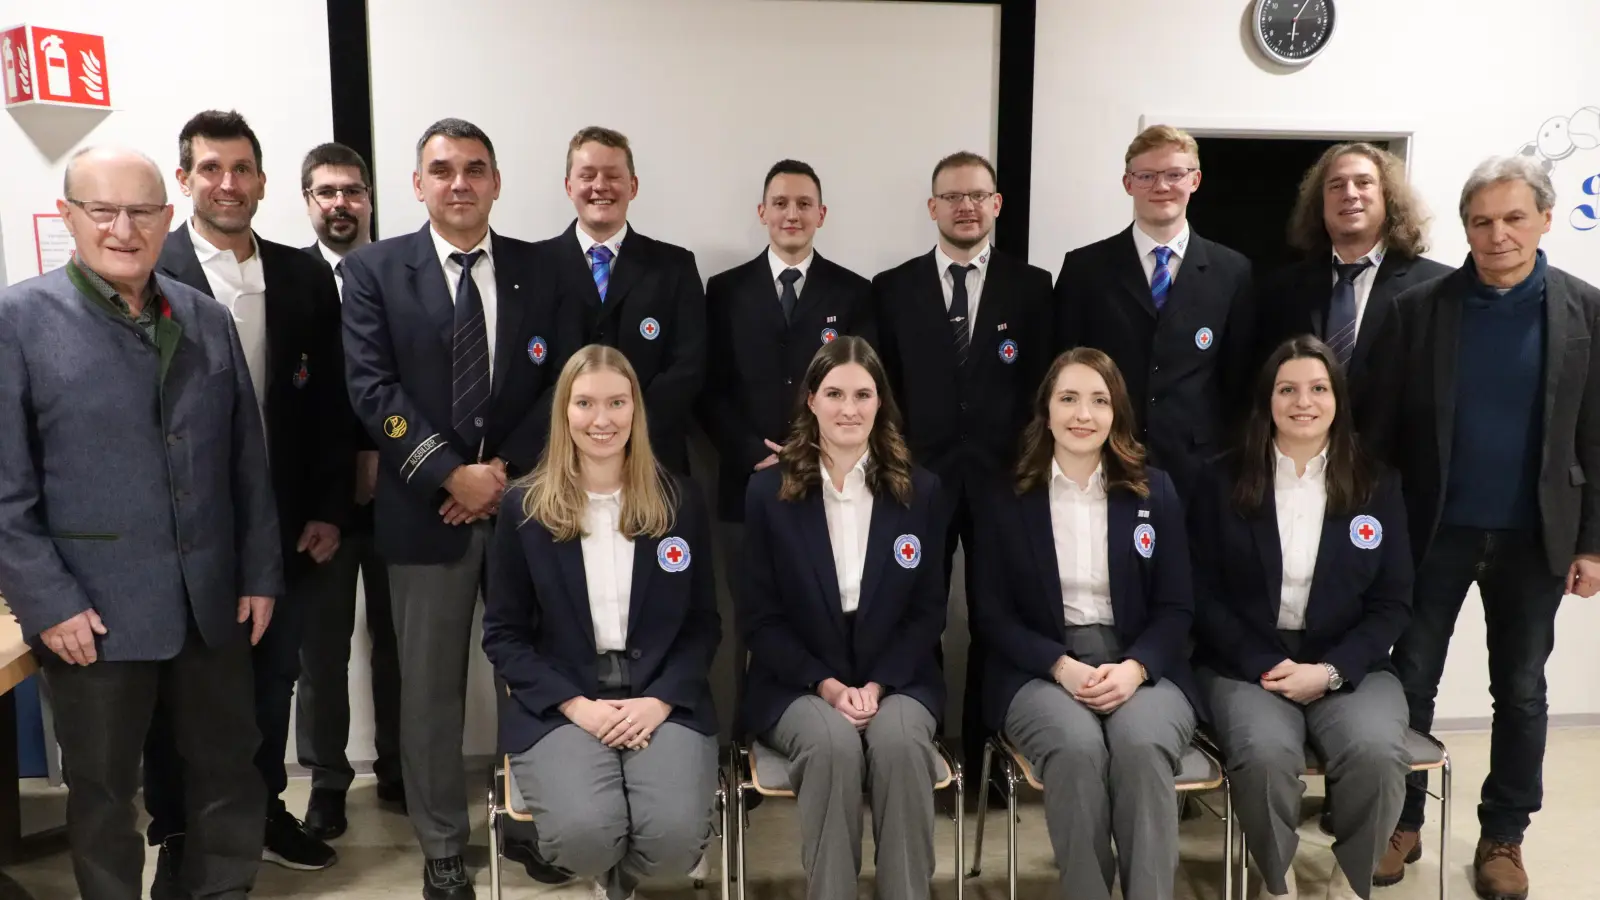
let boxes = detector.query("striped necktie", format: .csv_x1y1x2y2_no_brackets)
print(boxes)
949,263,975,368
590,244,613,302
1150,245,1174,309
450,250,489,450
1327,260,1373,366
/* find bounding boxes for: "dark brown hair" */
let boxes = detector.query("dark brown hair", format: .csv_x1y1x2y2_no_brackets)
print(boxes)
1015,348,1149,498
778,336,914,506
1232,336,1375,516
179,109,262,173
930,151,997,194
1287,142,1431,259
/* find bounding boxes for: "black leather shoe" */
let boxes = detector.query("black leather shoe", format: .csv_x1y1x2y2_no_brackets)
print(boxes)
423,855,475,900
262,807,338,871
304,788,348,841
502,834,573,885
150,833,185,900
377,779,407,811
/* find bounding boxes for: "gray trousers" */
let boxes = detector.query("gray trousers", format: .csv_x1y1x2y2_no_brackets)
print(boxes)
764,693,940,900
1005,627,1195,900
511,722,718,900
1201,663,1408,900
388,521,491,859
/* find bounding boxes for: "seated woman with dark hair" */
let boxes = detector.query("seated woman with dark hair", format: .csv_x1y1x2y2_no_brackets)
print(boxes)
1190,335,1413,900
974,347,1201,900
739,335,948,900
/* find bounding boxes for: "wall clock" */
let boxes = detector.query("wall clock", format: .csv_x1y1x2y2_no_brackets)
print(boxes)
1254,0,1336,67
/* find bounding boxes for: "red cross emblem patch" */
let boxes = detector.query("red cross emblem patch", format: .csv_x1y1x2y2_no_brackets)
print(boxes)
893,534,922,569
821,327,839,344
657,536,691,572
998,338,1018,364
1194,327,1214,350
527,336,548,365
640,317,661,341
1349,515,1382,550
1134,523,1156,558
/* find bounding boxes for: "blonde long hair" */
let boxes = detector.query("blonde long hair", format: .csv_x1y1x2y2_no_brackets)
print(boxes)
518,345,676,541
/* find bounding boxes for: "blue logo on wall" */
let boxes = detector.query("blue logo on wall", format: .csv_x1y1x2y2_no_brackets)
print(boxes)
1573,173,1600,232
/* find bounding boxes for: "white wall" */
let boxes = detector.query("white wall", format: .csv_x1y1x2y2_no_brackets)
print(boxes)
1032,0,1600,723
368,0,1002,755
0,0,333,282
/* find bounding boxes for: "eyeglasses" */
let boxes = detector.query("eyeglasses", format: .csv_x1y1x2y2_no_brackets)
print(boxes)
65,199,169,228
305,185,370,204
934,191,996,207
1126,168,1199,188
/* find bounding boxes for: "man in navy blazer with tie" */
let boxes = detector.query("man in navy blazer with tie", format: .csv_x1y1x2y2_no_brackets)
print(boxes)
342,118,560,900
1055,125,1254,499
540,126,707,473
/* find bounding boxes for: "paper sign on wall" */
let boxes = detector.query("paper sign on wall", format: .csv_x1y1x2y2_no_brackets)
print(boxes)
2,24,110,108
34,214,73,275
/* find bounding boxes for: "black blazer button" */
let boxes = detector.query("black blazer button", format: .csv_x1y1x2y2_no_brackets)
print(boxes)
629,649,642,660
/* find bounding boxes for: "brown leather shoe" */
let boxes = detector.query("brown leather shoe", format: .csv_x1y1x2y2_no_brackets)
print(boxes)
1374,828,1422,886
1473,839,1529,900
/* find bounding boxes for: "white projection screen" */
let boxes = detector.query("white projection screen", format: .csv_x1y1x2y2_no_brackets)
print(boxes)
366,0,1002,280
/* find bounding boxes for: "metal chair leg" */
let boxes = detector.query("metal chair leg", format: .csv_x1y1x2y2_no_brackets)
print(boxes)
736,774,749,900
1222,779,1233,900
1005,759,1018,900
487,788,503,900
953,766,965,900
1440,757,1452,900
969,740,993,878
1238,815,1250,900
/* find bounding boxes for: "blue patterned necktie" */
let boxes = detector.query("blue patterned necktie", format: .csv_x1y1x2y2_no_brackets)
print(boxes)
449,250,489,450
590,244,613,302
1327,260,1373,366
1150,245,1174,309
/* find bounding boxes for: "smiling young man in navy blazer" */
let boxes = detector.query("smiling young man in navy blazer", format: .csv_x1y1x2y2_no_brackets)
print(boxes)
341,118,561,900
143,110,353,882
541,126,706,474
871,151,1053,792
1056,125,1254,500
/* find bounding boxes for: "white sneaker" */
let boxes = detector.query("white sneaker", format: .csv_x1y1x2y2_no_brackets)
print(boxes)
687,851,711,881
1324,863,1361,900
587,879,638,900
1258,864,1298,899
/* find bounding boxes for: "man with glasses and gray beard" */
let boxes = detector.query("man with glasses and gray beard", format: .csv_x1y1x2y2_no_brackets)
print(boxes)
294,142,408,841
0,146,279,900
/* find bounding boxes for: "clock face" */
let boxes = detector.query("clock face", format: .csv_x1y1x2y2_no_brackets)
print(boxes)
1255,0,1336,66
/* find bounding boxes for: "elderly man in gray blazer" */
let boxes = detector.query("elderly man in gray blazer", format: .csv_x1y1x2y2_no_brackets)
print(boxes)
0,147,282,900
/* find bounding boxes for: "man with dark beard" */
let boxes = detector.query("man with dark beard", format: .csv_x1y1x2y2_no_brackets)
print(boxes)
144,110,354,889
295,142,407,840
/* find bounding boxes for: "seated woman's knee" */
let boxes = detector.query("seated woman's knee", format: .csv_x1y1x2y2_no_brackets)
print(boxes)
628,799,711,877
540,797,629,874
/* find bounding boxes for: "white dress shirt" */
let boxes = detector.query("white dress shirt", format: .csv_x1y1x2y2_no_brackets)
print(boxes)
581,490,635,653
431,226,499,380
1049,459,1115,626
767,247,815,302
575,220,628,265
1131,222,1192,288
189,221,269,417
1331,241,1387,337
933,241,992,326
1274,445,1330,631
822,453,874,614
317,241,346,297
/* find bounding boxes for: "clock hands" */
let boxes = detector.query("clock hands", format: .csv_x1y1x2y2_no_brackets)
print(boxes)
1290,0,1312,44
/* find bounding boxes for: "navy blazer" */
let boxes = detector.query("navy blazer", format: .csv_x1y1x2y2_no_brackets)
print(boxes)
482,476,720,755
738,466,948,737
972,467,1201,731
341,224,563,565
1187,458,1413,687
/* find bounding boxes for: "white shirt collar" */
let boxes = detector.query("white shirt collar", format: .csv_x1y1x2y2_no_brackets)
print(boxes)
934,241,992,281
575,221,628,258
317,241,345,269
768,247,815,282
585,488,623,504
822,452,871,499
1131,222,1191,261
1333,240,1386,269
188,219,260,264
1050,458,1106,497
1273,443,1330,480
430,225,492,270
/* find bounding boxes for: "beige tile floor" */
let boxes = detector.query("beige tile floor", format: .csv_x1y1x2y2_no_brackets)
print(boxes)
6,728,1599,899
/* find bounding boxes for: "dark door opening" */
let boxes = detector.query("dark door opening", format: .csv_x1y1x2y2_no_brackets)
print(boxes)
1186,137,1395,273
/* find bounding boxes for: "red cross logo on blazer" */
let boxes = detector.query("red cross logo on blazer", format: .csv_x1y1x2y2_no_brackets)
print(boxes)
894,534,922,569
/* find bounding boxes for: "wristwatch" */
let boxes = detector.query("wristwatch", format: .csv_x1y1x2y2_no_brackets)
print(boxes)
1323,663,1345,691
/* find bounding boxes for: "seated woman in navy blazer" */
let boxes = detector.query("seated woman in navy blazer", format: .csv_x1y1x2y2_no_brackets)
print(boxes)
483,344,721,900
739,335,947,900
973,346,1200,900
1190,335,1413,900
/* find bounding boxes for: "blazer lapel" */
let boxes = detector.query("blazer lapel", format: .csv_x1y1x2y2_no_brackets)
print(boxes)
789,253,831,326
402,225,457,350
603,226,644,310
969,254,1010,372
1431,279,1464,486
156,227,213,297
1021,488,1066,639
554,538,597,651
1303,508,1348,632
1106,490,1137,627
1163,233,1212,323
1542,269,1575,447
745,252,787,330
1251,484,1285,621
1114,226,1159,319
797,493,850,643
854,491,898,622
1301,259,1330,338
624,534,657,644
489,231,527,404
255,239,289,410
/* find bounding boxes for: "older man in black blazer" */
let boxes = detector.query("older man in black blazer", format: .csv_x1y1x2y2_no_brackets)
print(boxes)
142,110,354,881
1253,142,1453,395
1359,155,1600,900
0,146,280,900
539,126,706,474
1056,125,1254,500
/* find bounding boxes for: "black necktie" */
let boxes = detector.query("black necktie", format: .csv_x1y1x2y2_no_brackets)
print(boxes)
948,263,975,368
1327,260,1372,367
778,267,802,323
450,250,490,451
